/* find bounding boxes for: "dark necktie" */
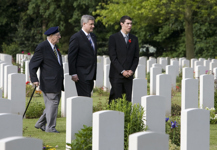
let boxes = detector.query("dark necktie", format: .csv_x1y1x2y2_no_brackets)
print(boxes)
87,34,94,50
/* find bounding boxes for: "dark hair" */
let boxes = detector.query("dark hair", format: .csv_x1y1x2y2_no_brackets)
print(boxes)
120,16,132,24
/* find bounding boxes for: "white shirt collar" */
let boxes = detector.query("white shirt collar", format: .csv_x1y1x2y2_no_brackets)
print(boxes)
120,30,129,38
47,38,55,49
82,28,90,36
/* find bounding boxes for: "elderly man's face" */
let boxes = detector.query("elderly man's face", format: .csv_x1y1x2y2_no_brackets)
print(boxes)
83,20,95,33
51,32,61,44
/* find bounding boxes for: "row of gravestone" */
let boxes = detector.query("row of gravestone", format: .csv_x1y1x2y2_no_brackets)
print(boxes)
1,53,213,149
0,53,42,149
65,96,210,150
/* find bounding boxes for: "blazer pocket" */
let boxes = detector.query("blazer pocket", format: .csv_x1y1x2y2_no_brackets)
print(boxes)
44,76,55,79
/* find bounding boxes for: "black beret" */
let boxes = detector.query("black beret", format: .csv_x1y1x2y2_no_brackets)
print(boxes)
44,26,59,36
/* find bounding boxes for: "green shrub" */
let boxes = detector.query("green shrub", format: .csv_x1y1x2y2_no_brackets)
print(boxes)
171,103,181,116
169,139,180,150
66,125,92,150
214,90,217,113
146,72,150,83
26,84,35,97
25,100,45,118
107,95,146,150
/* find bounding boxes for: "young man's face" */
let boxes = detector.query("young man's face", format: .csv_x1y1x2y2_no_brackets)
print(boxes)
83,20,95,33
121,19,132,34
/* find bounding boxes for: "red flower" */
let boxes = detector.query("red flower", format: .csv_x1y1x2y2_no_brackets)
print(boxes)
176,86,179,89
128,39,131,43
26,81,30,85
27,52,31,55
22,51,24,54
57,49,60,51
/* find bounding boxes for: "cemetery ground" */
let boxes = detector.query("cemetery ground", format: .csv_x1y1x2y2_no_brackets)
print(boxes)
22,89,217,150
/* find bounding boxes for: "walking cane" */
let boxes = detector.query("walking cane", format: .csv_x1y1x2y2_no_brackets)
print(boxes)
23,86,36,119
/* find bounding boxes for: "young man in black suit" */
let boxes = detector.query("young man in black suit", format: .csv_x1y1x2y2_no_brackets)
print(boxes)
108,16,139,104
29,26,64,133
68,15,97,97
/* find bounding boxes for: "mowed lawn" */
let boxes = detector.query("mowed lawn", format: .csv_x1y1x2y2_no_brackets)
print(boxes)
23,93,217,150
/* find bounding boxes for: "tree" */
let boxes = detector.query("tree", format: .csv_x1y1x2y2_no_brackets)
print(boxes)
95,0,217,59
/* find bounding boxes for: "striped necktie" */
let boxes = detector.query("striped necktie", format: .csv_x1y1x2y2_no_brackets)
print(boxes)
53,47,58,60
87,34,94,50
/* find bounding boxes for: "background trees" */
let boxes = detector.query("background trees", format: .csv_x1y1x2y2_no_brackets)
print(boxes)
1,0,217,59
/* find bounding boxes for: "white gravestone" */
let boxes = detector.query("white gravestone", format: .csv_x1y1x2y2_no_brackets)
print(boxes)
181,78,198,110
182,59,189,68
150,66,162,95
0,113,22,140
0,136,43,150
8,73,26,115
0,98,11,113
182,67,193,79
200,74,214,109
63,62,69,74
190,58,197,70
61,73,77,117
147,58,156,73
139,57,147,71
214,67,217,79
4,65,17,98
95,56,104,88
132,78,147,105
2,54,12,65
204,60,210,72
66,96,92,144
135,64,146,79
166,65,176,89
104,64,110,91
194,61,202,72
181,108,209,150
25,60,30,82
210,62,217,73
159,58,167,70
141,95,166,133
156,74,171,116
179,58,185,73
92,110,124,150
195,65,205,79
171,59,179,76
129,131,169,150
0,63,8,89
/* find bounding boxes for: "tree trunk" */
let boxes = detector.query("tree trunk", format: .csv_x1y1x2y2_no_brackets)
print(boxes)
42,19,46,41
185,5,194,60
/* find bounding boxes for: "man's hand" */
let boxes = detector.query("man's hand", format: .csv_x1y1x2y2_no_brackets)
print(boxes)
33,82,39,87
72,75,79,82
123,70,130,78
127,70,133,76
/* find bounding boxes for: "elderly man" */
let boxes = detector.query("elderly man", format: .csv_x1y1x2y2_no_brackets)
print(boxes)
29,26,64,133
68,15,97,97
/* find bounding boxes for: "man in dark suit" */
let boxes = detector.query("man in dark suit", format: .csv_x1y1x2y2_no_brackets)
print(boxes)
29,26,64,133
109,16,139,104
68,15,97,97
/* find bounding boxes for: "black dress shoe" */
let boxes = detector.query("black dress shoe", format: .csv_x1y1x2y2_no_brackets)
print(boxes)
45,129,60,133
35,125,45,131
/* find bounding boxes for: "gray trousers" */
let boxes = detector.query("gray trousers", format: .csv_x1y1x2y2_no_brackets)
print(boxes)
35,91,61,132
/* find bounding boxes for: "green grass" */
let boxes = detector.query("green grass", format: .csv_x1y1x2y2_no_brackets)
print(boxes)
23,90,217,150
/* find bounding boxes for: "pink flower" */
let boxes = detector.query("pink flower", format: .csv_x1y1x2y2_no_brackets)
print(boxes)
21,51,24,54
27,52,31,55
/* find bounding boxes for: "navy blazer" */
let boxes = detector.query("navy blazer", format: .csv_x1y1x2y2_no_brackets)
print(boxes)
29,40,64,93
108,31,139,79
68,30,97,81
